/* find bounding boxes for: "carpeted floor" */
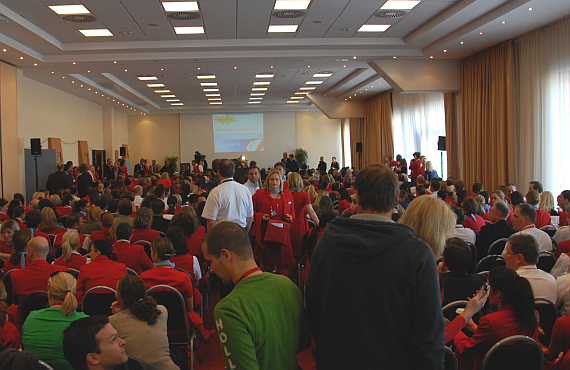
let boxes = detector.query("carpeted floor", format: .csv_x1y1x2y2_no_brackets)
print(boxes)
196,289,317,370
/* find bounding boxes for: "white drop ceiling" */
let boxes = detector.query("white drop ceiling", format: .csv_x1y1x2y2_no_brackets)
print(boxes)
0,0,568,115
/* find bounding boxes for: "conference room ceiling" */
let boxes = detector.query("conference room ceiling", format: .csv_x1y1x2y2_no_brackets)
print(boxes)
0,0,568,115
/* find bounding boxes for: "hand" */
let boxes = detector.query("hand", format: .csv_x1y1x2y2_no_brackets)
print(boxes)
285,214,293,222
262,214,270,221
111,301,121,314
460,289,489,322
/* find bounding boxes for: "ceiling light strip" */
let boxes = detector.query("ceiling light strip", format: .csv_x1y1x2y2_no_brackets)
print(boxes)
89,73,157,111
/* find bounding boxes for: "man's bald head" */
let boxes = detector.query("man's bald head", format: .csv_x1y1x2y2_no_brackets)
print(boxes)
27,236,50,260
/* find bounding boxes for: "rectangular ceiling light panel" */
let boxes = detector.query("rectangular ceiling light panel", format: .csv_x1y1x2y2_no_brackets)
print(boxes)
305,81,323,84
175,27,204,34
197,75,216,79
200,82,217,86
358,25,391,32
49,5,90,14
79,29,113,37
162,2,199,11
268,25,298,33
380,1,421,10
274,1,310,10
147,83,165,87
313,72,333,78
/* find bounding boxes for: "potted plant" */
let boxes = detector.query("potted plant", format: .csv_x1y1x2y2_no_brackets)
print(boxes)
295,148,308,169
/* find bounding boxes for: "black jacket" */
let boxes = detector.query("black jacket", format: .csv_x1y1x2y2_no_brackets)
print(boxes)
441,270,487,306
475,219,516,260
46,170,72,195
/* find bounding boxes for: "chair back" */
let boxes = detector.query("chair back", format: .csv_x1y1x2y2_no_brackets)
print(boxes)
133,240,152,260
82,286,117,316
19,291,48,324
159,231,167,238
145,285,190,343
126,267,138,276
537,252,556,273
442,300,469,323
534,298,558,347
2,269,15,306
488,238,509,256
475,255,506,273
445,346,458,370
540,225,557,238
481,335,543,370
66,268,80,278
466,242,478,273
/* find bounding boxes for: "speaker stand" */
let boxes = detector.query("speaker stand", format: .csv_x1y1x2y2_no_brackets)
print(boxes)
440,151,444,179
34,155,39,191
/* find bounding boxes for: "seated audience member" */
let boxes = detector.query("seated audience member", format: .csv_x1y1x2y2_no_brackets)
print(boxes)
0,301,20,351
150,200,170,234
11,206,26,230
446,207,476,245
53,230,88,270
556,270,570,317
23,210,50,243
109,275,178,370
415,184,427,197
76,239,127,304
131,207,161,244
510,190,525,207
156,172,172,188
11,237,67,303
38,207,65,235
81,206,102,235
439,238,487,305
470,182,483,198
454,267,539,370
426,179,440,197
133,185,144,208
461,198,486,232
90,213,116,244
526,190,552,229
21,271,88,370
540,190,559,217
113,223,152,275
505,233,557,303
140,238,215,343
489,190,513,222
64,316,156,370
54,212,90,252
543,316,570,368
557,190,570,228
0,198,9,223
475,202,516,260
4,230,31,272
58,194,74,217
170,208,206,258
0,220,20,259
167,226,201,283
529,180,543,195
509,204,553,253
113,199,134,227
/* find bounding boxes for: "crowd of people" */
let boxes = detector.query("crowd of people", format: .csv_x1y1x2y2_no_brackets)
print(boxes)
0,150,569,369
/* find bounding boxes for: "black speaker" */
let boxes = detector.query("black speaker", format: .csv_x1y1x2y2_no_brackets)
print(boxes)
438,136,447,151
119,147,126,157
356,142,363,153
31,138,42,156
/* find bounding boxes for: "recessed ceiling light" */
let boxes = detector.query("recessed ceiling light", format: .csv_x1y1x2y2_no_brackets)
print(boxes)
287,101,299,103
251,93,265,96
72,62,76,65
256,73,274,78
290,96,304,99
49,5,90,14
138,76,158,80
161,95,176,98
206,94,220,97
249,101,261,104
460,41,464,44
429,56,434,59
79,29,113,37
274,0,310,10
358,25,391,32
113,61,117,64
154,90,171,93
300,87,316,90
197,74,216,79
34,63,37,66
162,1,199,12
268,25,298,33
295,92,309,95
393,56,397,59
171,103,184,105
253,82,271,85
528,7,533,11
174,27,204,35
250,97,263,100
203,88,219,92
479,32,483,35
380,1,421,10
20,57,24,60
208,98,222,101
210,102,222,105
147,83,165,87
200,82,217,86
305,81,324,85
444,49,447,52
501,21,506,24
166,99,180,102
313,72,333,78
252,88,268,91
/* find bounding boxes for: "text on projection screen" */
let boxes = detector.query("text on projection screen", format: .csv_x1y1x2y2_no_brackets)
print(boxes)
212,114,264,153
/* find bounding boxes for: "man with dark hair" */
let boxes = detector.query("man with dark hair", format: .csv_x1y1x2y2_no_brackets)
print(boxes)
150,200,169,234
306,163,445,369
273,162,289,191
77,163,95,198
59,194,75,216
529,180,544,195
209,159,221,187
506,183,517,201
556,190,570,229
439,238,487,305
446,206,476,244
202,222,308,370
103,158,114,181
330,156,339,171
133,158,146,177
475,202,516,260
317,156,327,172
244,166,260,196
287,154,299,173
508,204,552,253
53,212,90,251
504,233,556,303
46,162,73,196
427,179,441,197
202,159,253,231
114,199,134,226
470,182,483,198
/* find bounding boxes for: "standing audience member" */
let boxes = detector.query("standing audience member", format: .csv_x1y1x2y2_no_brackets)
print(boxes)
288,172,319,260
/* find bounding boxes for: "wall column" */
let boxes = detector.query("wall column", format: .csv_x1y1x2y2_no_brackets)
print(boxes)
0,62,21,197
102,105,116,163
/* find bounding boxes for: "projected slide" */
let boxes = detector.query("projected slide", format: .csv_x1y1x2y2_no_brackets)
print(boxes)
213,114,264,153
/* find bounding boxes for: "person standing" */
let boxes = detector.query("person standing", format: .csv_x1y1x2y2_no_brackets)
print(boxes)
46,163,73,195
306,163,445,369
317,156,327,173
244,166,261,196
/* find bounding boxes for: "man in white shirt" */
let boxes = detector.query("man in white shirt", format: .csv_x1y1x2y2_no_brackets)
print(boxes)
244,166,260,196
504,233,557,304
507,204,553,253
192,159,204,175
202,158,254,231
133,185,143,208
446,206,476,245
426,179,440,198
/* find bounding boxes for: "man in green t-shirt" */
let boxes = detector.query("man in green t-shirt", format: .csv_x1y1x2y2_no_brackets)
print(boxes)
203,222,309,370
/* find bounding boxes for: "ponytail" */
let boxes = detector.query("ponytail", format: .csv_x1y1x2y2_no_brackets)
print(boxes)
61,241,72,262
105,224,116,243
61,291,78,316
0,301,7,326
116,275,161,325
131,296,161,325
61,230,80,262
48,272,78,316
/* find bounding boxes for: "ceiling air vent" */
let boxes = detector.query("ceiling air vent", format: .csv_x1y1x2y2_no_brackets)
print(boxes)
62,14,97,23
272,10,306,19
166,12,201,21
374,10,408,19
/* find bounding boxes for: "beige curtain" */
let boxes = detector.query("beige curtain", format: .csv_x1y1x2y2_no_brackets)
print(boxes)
363,91,394,167
349,118,362,170
460,41,515,193
444,92,459,179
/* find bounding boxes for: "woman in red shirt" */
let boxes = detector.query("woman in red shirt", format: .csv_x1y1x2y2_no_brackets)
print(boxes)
131,208,160,244
52,230,88,271
156,172,172,188
90,213,116,243
169,208,205,258
287,172,319,259
461,198,486,232
0,199,10,223
3,229,31,273
38,207,65,235
0,220,20,259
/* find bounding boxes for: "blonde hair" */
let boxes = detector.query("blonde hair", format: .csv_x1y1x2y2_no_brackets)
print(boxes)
40,207,58,230
0,281,7,301
287,172,303,192
49,194,61,206
87,206,101,223
315,190,329,207
29,199,40,210
426,161,434,172
398,196,455,257
540,191,555,212
263,170,283,192
61,230,80,262
100,213,116,242
48,272,78,316
161,172,169,180
305,185,317,203
134,207,153,229
32,192,45,201
173,194,182,205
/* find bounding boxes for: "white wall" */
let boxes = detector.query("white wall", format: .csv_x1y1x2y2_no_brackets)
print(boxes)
295,111,342,169
180,112,297,169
